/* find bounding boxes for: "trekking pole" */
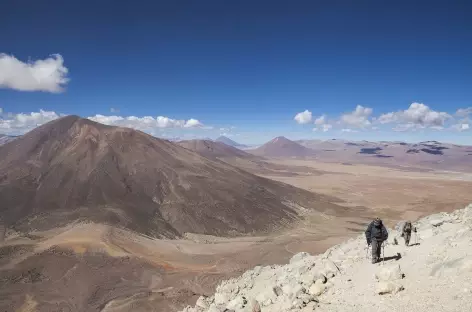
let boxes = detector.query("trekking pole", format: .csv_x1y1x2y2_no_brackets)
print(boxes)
382,242,385,265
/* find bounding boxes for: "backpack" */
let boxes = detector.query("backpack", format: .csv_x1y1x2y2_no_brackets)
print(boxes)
404,221,412,232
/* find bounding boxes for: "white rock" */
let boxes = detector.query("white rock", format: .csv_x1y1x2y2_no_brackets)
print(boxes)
214,293,229,305
255,288,277,306
226,296,246,310
376,281,404,295
375,264,403,281
290,252,311,264
323,259,340,276
196,296,210,309
308,280,327,296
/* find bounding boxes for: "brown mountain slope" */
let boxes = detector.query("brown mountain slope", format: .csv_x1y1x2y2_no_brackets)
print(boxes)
0,116,341,237
177,139,256,160
248,136,315,157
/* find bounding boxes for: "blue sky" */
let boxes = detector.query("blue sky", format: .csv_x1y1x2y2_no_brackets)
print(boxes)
0,0,471,144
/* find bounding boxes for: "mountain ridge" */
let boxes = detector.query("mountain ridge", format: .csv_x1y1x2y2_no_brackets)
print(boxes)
0,116,344,237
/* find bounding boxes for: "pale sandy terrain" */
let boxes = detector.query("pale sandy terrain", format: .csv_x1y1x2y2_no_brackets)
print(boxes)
263,159,472,224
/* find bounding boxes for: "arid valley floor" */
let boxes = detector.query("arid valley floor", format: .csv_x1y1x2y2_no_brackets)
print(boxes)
2,154,472,312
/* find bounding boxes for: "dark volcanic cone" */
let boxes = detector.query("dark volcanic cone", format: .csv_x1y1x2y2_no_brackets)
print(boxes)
0,116,339,237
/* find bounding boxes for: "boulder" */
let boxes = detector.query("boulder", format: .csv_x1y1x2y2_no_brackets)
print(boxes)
196,296,210,309
300,268,326,287
255,288,277,306
272,286,283,296
375,264,403,281
308,280,327,296
376,281,404,295
226,296,247,310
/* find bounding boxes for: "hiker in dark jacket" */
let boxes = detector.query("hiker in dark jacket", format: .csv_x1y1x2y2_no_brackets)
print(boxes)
365,218,388,264
401,221,416,246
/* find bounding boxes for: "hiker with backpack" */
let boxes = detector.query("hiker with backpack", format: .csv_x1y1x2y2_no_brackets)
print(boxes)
401,221,416,246
365,218,389,264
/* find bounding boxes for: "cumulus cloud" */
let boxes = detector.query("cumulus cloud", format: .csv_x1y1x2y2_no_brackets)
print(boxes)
0,110,207,135
312,114,334,132
340,105,373,128
0,109,62,134
341,128,358,133
314,124,333,132
89,114,205,130
456,107,472,117
0,54,69,93
452,122,470,132
314,114,326,126
294,110,312,124
184,118,203,128
378,103,450,129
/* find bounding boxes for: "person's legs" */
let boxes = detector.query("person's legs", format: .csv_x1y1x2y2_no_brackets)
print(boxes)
376,240,382,260
405,232,411,246
371,240,379,263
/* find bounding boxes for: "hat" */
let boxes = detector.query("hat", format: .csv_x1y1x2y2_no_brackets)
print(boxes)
373,218,382,226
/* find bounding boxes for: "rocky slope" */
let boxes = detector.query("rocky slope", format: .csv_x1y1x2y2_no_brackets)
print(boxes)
182,204,472,312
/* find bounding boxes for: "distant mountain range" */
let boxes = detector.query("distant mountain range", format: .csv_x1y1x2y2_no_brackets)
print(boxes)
295,138,472,171
177,139,255,160
215,136,248,148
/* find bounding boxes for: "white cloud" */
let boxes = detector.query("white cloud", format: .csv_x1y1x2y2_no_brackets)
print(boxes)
110,107,120,113
321,124,332,132
89,114,205,130
0,110,207,135
340,105,373,128
378,103,450,128
312,114,334,132
452,123,470,132
184,118,203,128
0,109,61,134
294,110,312,124
0,54,69,93
314,114,326,126
341,128,358,133
456,107,472,117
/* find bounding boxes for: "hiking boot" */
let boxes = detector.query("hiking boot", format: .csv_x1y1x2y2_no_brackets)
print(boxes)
372,258,378,264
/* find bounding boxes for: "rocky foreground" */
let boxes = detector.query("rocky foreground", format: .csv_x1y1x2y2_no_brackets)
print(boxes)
182,204,472,312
